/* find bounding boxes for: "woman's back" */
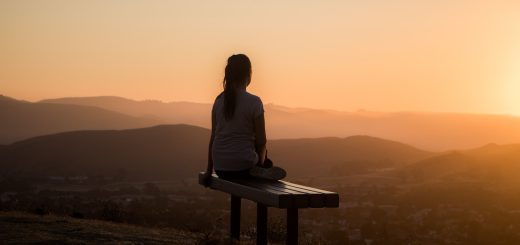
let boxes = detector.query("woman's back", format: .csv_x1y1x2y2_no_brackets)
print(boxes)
211,89,264,171
202,53,285,184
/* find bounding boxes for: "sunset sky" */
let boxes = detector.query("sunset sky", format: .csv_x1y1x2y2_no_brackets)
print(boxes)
1,0,520,115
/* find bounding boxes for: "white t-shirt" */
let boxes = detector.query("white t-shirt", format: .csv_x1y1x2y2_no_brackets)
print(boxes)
211,89,264,171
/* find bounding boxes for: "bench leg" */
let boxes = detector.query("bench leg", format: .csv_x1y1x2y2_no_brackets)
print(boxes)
287,208,298,245
230,195,241,240
257,203,268,245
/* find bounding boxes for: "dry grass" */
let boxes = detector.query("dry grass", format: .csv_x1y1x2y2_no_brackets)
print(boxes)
0,211,203,244
0,211,291,244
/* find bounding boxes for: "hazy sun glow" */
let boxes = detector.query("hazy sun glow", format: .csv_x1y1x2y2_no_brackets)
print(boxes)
1,0,520,115
502,53,520,114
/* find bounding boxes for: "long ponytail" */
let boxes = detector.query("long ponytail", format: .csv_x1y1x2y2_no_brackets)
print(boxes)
223,54,251,120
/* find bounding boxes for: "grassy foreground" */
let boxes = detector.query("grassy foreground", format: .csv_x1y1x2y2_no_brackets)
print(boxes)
0,211,204,244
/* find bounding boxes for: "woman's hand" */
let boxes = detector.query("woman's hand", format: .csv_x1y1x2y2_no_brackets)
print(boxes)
202,171,213,187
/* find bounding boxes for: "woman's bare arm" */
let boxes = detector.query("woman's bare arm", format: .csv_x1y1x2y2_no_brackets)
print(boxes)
254,113,267,166
203,109,216,186
207,133,214,174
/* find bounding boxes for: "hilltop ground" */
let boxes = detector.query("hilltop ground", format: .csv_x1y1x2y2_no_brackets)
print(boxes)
0,211,204,244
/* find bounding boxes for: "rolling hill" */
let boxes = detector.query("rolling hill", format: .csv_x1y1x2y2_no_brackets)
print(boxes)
396,143,520,184
0,125,434,180
269,136,434,177
0,124,209,180
0,95,161,144
41,96,520,151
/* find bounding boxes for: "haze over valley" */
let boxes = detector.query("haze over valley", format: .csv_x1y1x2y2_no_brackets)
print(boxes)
2,94,520,151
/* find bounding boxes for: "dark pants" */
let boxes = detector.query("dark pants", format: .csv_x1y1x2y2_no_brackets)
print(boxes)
216,151,273,179
215,169,252,179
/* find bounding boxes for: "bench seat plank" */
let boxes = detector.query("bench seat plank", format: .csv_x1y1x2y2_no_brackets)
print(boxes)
199,173,290,207
199,172,339,208
234,180,310,207
279,181,340,207
246,182,328,208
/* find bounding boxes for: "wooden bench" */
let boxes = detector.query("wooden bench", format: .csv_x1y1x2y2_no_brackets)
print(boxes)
198,172,339,245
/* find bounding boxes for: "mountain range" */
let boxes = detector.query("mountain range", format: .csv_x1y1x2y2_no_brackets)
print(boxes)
0,124,433,180
2,94,520,151
0,95,159,144
1,124,519,185
40,96,520,151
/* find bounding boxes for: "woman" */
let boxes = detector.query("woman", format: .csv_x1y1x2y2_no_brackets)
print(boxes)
202,54,286,185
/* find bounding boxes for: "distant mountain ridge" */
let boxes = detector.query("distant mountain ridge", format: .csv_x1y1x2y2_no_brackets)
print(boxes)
0,95,22,102
0,125,434,180
0,96,161,144
40,96,209,128
2,124,519,183
40,95,520,151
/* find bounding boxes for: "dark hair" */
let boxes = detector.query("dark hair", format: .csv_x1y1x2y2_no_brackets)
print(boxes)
222,54,252,120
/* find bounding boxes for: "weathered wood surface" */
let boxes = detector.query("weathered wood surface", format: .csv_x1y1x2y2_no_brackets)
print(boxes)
198,172,339,208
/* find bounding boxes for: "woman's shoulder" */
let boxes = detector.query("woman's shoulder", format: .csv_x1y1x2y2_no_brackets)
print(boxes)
242,90,262,102
212,93,224,111
213,92,224,104
241,91,263,115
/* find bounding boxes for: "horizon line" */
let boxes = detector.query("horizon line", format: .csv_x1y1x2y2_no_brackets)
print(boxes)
3,93,520,118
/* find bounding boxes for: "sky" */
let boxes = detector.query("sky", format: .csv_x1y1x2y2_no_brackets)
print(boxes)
1,0,520,115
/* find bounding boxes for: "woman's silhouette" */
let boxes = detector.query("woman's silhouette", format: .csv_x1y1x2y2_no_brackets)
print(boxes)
202,54,286,185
